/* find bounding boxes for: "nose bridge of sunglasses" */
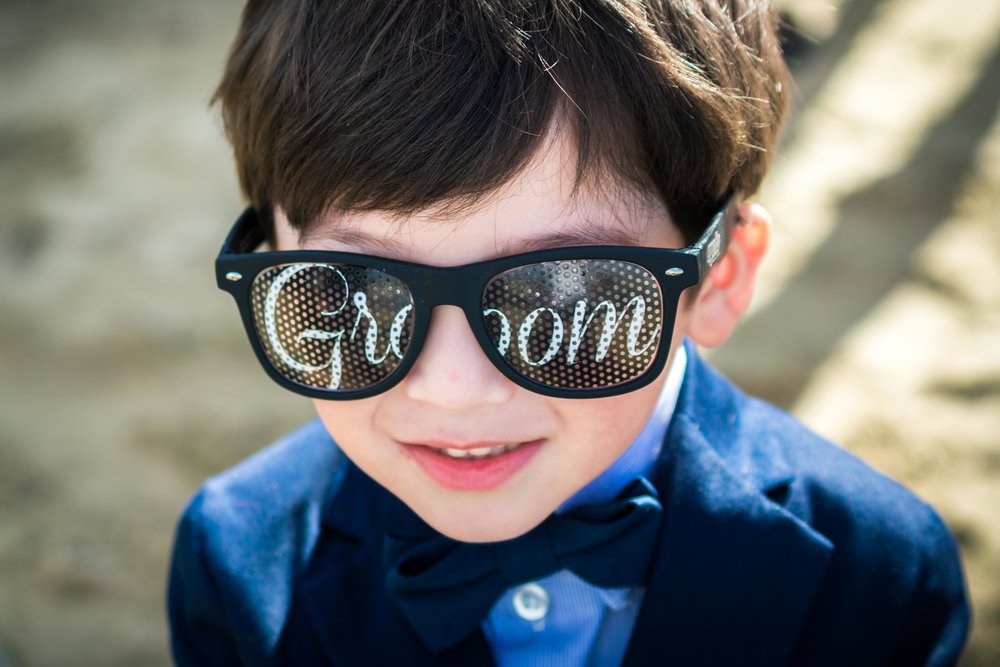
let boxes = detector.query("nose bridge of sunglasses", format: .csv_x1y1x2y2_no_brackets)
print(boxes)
407,302,514,395
421,304,481,347
412,264,472,308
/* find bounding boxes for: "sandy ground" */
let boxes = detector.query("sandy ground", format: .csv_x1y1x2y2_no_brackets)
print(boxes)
0,0,997,665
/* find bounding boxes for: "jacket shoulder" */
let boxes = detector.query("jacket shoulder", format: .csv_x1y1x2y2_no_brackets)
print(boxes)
736,393,970,664
169,419,347,662
194,418,345,530
688,352,940,544
739,393,949,554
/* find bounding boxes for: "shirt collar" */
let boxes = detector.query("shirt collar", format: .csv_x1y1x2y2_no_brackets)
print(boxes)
597,586,635,611
556,344,688,514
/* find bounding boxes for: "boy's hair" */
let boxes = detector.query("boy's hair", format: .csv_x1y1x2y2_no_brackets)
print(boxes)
215,0,789,245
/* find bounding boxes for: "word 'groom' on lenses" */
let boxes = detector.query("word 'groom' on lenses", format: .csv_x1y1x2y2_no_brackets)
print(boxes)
263,264,661,389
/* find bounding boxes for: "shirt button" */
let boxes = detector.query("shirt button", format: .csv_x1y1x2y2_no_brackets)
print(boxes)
512,582,549,622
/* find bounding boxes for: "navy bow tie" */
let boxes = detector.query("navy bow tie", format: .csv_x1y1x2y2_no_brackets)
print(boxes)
382,477,664,653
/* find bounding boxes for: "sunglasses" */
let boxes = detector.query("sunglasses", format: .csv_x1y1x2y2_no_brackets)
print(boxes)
216,196,733,400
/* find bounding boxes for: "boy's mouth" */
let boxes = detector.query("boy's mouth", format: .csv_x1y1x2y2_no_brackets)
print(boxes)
400,439,545,490
427,443,523,459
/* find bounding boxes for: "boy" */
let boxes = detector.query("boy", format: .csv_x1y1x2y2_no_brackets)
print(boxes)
168,1,970,665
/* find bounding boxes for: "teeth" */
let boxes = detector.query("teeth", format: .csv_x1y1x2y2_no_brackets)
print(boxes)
438,443,521,459
467,446,495,456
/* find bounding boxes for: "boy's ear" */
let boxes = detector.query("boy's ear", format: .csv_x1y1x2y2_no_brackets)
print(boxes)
685,201,771,348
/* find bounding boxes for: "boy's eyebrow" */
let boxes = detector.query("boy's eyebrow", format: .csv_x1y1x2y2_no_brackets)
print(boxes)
300,227,408,255
299,222,646,258
498,227,644,255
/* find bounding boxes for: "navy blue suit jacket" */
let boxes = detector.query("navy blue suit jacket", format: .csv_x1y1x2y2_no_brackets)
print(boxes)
168,344,970,666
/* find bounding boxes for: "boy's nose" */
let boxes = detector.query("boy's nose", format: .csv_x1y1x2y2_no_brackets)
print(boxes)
403,306,516,409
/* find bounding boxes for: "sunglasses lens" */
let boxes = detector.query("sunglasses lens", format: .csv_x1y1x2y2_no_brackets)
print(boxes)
482,260,664,390
249,263,414,392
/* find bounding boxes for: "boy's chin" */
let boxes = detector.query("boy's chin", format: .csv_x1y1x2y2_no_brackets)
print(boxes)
414,500,554,544
430,521,540,544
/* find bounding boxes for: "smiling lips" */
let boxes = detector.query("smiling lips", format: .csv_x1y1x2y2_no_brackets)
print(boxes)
401,439,545,490
429,442,523,458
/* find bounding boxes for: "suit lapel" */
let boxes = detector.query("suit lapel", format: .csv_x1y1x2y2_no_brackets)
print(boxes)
297,464,496,666
622,344,833,665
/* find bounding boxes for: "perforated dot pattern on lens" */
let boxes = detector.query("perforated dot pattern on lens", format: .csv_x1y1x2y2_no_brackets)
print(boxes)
250,263,414,391
482,260,663,389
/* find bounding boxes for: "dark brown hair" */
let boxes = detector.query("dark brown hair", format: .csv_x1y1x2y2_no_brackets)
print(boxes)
215,0,789,244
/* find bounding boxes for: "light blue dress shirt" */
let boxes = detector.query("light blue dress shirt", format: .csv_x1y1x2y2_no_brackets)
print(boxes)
481,347,688,666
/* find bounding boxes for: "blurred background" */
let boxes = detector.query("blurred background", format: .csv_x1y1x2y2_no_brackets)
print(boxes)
0,0,997,665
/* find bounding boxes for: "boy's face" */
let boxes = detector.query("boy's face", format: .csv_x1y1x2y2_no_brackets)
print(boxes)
277,132,697,542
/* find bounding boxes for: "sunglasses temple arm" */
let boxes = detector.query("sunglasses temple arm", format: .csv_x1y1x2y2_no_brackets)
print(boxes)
688,194,736,279
220,208,268,256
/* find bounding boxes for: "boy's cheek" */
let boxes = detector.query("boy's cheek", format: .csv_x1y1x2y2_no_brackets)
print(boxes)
561,379,664,448
311,397,381,457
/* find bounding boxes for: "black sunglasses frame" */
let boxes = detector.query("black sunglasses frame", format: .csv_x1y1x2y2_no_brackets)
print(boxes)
216,195,735,400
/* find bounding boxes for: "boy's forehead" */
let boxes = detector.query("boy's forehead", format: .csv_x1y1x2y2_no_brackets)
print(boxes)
291,131,677,264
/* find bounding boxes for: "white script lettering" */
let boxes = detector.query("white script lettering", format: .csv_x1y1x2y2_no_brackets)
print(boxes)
263,265,411,389
264,264,661,383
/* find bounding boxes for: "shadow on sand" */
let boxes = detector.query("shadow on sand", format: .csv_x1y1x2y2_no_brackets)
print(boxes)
713,40,1000,408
